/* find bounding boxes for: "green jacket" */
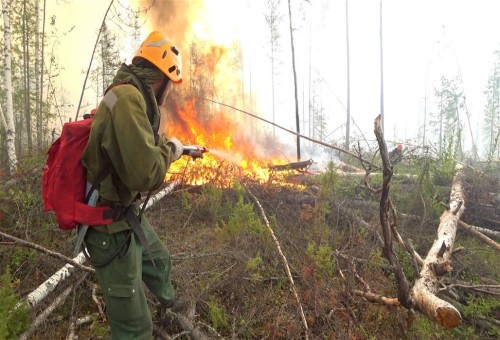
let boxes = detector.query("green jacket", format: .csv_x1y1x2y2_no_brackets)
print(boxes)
82,77,175,233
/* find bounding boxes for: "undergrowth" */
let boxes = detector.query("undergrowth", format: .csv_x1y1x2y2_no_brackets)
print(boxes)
0,153,499,339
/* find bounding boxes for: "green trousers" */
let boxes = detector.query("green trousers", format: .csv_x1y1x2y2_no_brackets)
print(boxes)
85,218,175,340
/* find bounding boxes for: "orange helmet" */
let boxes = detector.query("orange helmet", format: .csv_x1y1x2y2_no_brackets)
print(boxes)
133,31,182,83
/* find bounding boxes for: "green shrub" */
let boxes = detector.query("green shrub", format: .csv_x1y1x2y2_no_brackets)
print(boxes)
208,295,228,331
181,190,192,211
246,254,264,282
0,269,29,339
306,242,335,276
224,197,265,237
318,161,339,197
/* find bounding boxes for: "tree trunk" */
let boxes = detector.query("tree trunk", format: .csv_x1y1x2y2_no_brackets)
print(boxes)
23,0,33,156
38,0,46,148
345,0,351,150
35,0,41,149
374,115,413,308
411,163,465,328
379,0,385,133
75,0,115,121
2,0,18,175
287,0,301,161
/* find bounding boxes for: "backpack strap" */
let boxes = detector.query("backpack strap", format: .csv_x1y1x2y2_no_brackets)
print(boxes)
81,73,160,267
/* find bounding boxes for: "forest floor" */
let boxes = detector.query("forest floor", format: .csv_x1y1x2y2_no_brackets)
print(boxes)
0,154,499,339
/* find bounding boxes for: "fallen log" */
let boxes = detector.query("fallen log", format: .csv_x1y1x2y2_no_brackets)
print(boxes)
332,201,384,247
19,273,87,340
24,252,87,308
458,220,500,252
269,159,313,171
464,224,500,238
411,164,465,328
18,285,73,340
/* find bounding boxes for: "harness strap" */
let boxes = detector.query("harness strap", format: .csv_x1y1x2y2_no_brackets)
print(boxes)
125,203,157,269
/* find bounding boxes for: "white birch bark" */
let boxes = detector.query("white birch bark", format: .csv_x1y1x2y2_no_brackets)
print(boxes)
0,105,7,131
25,252,87,307
412,164,465,328
2,0,18,175
467,224,500,238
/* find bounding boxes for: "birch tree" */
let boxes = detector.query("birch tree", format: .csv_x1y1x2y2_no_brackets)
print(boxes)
22,0,33,156
2,0,18,175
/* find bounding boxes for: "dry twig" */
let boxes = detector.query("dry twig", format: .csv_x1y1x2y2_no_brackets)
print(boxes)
247,189,310,339
0,230,94,273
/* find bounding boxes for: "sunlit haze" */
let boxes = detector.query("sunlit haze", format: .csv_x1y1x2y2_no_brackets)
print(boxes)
49,0,500,164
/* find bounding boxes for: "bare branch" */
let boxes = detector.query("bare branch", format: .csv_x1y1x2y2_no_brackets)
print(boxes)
0,230,94,273
374,115,414,309
352,290,401,307
248,189,309,339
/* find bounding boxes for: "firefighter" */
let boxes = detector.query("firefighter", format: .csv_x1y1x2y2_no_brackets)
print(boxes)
81,31,186,339
389,143,403,165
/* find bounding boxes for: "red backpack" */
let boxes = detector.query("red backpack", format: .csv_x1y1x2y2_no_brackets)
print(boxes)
42,115,114,230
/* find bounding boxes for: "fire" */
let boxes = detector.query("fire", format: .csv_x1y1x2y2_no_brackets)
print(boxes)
131,0,296,186
163,97,289,187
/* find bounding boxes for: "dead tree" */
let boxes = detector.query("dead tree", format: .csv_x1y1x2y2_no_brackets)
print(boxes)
411,164,465,328
372,115,464,328
374,115,414,308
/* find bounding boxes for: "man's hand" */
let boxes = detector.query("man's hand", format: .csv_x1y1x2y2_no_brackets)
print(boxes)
166,137,183,160
183,149,204,160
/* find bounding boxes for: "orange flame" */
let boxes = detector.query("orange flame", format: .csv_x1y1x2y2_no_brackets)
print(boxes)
132,1,295,186
164,97,289,187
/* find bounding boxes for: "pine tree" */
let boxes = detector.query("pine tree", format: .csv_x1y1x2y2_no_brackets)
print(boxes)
265,0,283,141
482,49,500,160
431,76,464,156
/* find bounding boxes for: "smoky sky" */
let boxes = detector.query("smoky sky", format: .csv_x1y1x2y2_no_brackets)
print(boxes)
137,0,204,53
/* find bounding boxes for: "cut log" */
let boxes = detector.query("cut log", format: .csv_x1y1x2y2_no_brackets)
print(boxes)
411,164,465,328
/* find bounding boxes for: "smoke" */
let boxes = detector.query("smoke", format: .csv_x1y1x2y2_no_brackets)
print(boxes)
135,0,297,166
135,0,205,63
